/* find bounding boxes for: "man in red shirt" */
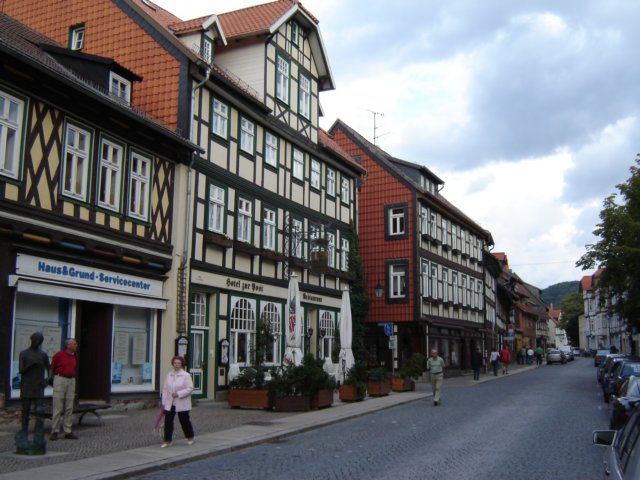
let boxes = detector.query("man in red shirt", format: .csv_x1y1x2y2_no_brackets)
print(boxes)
49,339,78,440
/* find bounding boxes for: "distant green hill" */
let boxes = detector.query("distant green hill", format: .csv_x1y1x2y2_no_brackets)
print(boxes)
542,281,580,307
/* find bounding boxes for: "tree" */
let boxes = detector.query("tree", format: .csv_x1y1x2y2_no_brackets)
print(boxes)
559,292,583,345
347,221,370,364
577,156,640,328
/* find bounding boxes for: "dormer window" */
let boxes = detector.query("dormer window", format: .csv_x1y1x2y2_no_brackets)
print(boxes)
201,35,213,64
69,25,85,51
109,72,131,104
291,21,300,46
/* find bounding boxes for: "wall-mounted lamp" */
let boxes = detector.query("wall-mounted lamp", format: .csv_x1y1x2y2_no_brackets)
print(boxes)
375,281,384,298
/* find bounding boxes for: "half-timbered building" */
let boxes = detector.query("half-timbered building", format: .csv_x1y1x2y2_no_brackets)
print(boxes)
0,12,198,407
330,119,494,373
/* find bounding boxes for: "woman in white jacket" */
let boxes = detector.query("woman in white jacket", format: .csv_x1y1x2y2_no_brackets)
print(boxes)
161,356,194,448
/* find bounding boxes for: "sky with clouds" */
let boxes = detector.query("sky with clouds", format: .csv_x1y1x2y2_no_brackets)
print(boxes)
153,0,640,290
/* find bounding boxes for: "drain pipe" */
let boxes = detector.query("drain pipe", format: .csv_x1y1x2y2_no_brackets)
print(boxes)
177,66,211,335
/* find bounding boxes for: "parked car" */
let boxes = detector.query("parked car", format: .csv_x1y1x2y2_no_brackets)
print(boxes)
598,355,633,385
610,376,640,430
595,349,612,367
572,348,581,357
547,349,566,365
559,346,574,361
593,405,640,478
604,361,640,403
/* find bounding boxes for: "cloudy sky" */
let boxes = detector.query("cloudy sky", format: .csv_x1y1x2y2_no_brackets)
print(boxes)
154,0,640,290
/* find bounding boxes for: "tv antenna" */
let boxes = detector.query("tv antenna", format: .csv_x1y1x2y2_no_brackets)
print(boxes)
366,109,388,145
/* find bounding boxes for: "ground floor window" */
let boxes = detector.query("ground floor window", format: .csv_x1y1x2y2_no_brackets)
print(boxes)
319,310,335,359
230,297,256,366
11,293,70,398
111,305,156,391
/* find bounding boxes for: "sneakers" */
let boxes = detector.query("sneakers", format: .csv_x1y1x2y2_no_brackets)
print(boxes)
49,432,59,441
187,438,194,445
160,442,172,448
65,432,79,440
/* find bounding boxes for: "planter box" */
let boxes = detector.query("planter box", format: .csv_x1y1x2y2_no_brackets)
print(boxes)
228,389,273,410
367,380,391,397
391,377,414,392
273,395,311,412
310,389,334,409
203,233,233,248
339,384,364,402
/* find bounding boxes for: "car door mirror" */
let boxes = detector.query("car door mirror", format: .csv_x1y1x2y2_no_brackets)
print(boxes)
593,430,616,446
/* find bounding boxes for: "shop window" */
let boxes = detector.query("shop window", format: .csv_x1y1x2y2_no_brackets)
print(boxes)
111,305,156,391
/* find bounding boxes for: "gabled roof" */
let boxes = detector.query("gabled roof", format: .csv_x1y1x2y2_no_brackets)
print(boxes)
330,118,492,242
0,11,199,153
318,129,366,176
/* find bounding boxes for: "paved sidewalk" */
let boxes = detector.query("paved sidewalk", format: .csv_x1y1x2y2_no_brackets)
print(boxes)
0,362,538,480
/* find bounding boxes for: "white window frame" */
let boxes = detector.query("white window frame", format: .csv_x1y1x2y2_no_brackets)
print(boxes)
236,197,253,243
326,231,336,269
191,293,207,328
441,268,448,302
341,177,350,204
207,183,225,233
263,207,276,251
109,72,131,104
326,168,336,197
276,54,290,104
264,131,279,168
291,21,300,46
291,218,304,258
230,297,256,366
97,137,123,212
310,158,320,189
261,301,282,365
70,25,85,51
299,73,311,119
292,148,304,181
240,117,255,155
62,122,91,201
421,261,429,297
421,205,429,235
390,264,407,299
452,272,459,304
340,237,349,271
212,98,228,139
389,207,405,236
128,150,152,221
319,310,335,359
0,89,25,179
201,35,213,64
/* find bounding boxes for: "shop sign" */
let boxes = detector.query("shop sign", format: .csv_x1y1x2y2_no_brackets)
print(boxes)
225,278,264,293
16,254,162,297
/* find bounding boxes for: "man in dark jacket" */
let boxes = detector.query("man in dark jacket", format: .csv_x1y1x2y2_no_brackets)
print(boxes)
19,332,50,434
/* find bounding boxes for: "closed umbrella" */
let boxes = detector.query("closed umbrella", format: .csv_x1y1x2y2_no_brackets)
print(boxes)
338,288,355,382
283,274,303,366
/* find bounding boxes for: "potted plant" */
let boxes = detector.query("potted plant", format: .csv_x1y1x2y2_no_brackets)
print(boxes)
339,363,367,402
392,353,426,392
367,366,391,397
227,318,275,409
306,355,336,409
269,362,311,412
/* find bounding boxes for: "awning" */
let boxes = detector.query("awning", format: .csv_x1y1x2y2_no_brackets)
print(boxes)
11,277,168,310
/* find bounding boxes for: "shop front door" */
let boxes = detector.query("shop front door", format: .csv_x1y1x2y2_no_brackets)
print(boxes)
77,301,113,400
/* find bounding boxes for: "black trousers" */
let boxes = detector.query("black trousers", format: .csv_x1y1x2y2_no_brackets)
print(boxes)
164,406,194,442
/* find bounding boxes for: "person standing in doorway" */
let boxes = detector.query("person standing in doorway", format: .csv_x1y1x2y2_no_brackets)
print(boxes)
426,349,445,406
161,356,195,448
500,345,511,375
471,348,483,381
49,338,78,440
489,348,500,376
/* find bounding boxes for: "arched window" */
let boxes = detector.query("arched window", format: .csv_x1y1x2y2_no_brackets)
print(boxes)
230,297,256,365
261,302,281,364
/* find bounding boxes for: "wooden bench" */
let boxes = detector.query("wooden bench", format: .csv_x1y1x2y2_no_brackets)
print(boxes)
41,403,112,426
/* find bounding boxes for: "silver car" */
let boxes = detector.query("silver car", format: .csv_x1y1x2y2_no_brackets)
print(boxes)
547,349,565,364
593,406,640,478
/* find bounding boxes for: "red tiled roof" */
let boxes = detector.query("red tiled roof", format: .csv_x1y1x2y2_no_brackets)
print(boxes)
130,0,183,28
319,129,366,175
580,275,593,292
169,15,210,34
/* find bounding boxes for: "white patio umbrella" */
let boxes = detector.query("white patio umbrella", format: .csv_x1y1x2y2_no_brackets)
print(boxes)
338,288,355,382
283,274,303,366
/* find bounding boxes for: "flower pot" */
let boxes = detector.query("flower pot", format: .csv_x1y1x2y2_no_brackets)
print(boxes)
391,377,413,392
228,389,273,409
339,384,364,402
273,395,311,412
367,379,391,397
310,389,334,409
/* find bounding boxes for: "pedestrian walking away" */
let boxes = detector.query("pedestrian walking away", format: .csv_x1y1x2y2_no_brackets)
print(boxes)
471,347,483,381
49,338,78,441
526,347,534,365
161,355,195,448
535,346,543,365
426,349,446,405
489,349,500,376
500,345,511,375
